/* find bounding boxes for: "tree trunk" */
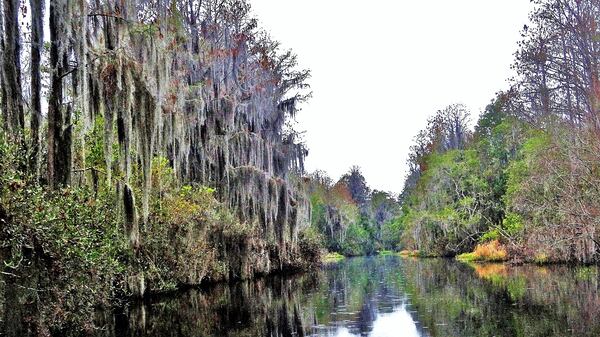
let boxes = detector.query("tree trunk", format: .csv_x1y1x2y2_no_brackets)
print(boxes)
2,0,23,140
30,0,43,178
48,0,72,188
0,0,7,131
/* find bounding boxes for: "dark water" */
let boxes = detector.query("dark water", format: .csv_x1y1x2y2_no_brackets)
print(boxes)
96,256,600,337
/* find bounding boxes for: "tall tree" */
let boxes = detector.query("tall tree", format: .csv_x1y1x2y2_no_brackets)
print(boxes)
2,0,23,140
30,0,44,176
0,0,7,131
340,166,370,208
48,0,72,187
512,0,600,129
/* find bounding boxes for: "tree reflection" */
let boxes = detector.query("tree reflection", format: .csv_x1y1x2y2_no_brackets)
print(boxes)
84,257,600,337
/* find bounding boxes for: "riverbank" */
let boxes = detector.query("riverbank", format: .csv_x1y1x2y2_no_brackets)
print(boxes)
369,240,599,267
0,183,321,336
0,243,320,337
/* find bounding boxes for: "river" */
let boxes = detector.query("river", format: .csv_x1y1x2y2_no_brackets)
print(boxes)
95,256,600,337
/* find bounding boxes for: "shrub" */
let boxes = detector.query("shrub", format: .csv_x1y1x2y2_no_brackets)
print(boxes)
143,184,236,289
299,226,324,266
457,240,508,262
0,183,127,334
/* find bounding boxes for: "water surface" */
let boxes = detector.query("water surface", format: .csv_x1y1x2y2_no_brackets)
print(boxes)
101,256,600,337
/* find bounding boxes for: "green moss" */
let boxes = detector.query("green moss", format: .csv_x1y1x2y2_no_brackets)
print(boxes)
322,252,345,263
456,252,478,262
378,250,395,256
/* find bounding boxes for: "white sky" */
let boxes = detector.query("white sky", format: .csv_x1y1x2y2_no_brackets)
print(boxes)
15,2,531,195
251,1,533,194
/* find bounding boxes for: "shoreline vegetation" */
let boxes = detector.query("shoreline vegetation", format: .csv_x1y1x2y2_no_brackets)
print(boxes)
305,0,600,271
386,0,600,267
322,252,346,263
0,0,318,335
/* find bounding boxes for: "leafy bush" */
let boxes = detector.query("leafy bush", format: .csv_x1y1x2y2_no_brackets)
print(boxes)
0,182,127,334
298,226,324,267
143,184,228,290
341,221,372,256
381,216,404,250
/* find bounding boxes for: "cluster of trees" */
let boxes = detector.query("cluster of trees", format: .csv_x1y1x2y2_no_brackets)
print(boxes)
0,0,315,334
305,166,402,255
400,101,521,256
400,0,600,263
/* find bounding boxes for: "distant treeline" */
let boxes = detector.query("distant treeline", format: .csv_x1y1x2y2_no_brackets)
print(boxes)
304,167,402,256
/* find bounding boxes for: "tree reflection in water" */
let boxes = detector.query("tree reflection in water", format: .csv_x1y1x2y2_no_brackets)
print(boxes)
97,257,600,337
93,257,600,337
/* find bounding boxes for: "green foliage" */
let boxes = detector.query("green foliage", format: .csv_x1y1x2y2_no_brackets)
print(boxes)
480,228,500,242
298,226,325,267
0,178,127,330
399,99,531,257
377,250,395,256
575,266,597,281
456,252,478,262
381,216,405,250
305,168,401,256
1,130,125,285
504,131,551,204
502,212,524,236
85,115,107,170
341,220,371,256
400,149,488,255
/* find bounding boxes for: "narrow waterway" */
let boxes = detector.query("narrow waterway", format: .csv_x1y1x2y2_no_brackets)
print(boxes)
95,256,600,336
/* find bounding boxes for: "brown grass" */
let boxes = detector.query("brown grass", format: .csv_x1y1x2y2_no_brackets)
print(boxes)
457,240,508,262
473,240,508,261
399,250,421,257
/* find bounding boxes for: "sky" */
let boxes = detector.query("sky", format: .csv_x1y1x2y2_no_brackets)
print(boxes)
251,1,533,194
